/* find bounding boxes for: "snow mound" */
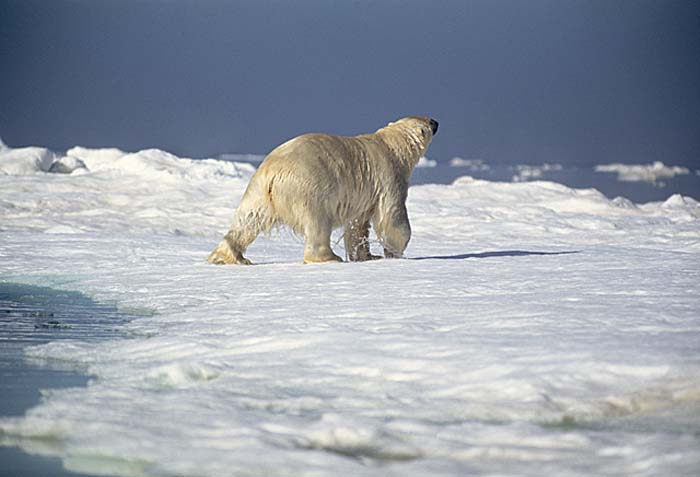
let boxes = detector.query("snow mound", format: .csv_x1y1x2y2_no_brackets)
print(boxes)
66,146,128,167
658,194,700,218
0,146,56,175
0,142,257,182
403,176,700,247
0,144,259,235
450,175,610,213
595,161,690,186
67,146,256,181
48,155,88,174
611,196,638,209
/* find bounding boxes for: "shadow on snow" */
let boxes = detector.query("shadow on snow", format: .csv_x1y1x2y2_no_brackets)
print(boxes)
411,250,580,261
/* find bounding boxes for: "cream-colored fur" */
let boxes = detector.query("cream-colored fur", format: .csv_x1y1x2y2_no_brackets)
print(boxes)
208,117,436,265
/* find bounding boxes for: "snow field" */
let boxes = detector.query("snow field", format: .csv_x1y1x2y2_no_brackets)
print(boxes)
1,143,699,476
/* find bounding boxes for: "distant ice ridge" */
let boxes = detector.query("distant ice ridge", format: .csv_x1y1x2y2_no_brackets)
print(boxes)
0,141,256,180
595,161,690,187
66,146,255,181
0,143,256,236
1,141,699,238
0,144,63,175
0,138,88,175
217,152,266,163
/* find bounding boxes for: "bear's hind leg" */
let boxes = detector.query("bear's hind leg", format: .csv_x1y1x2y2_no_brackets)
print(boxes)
207,226,257,265
207,227,256,265
208,208,265,265
303,220,342,264
344,219,381,262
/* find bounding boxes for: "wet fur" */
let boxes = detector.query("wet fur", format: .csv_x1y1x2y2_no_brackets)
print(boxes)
208,117,435,264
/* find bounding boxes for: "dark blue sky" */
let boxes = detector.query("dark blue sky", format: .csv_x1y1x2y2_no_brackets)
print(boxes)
1,0,699,167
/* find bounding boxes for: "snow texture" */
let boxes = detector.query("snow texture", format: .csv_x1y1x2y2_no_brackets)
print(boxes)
1,144,699,477
0,145,57,175
595,161,690,187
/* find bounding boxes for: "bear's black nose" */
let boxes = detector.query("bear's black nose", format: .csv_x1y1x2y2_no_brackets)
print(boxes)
429,118,439,135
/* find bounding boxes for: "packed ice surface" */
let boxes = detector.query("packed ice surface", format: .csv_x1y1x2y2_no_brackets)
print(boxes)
1,143,699,476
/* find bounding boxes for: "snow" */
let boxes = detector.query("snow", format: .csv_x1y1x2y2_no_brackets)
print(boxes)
0,145,56,175
595,161,690,187
1,144,699,476
48,155,87,174
66,146,255,181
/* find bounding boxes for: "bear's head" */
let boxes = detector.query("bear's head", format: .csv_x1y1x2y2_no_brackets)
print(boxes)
379,116,439,164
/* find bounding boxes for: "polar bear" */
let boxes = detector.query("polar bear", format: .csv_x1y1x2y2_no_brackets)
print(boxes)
208,116,439,265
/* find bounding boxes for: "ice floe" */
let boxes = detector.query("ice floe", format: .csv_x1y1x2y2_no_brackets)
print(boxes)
595,161,690,187
0,142,699,476
449,157,490,171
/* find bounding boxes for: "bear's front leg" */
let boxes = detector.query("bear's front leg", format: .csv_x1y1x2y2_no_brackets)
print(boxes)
344,219,381,262
303,220,343,264
376,205,411,259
